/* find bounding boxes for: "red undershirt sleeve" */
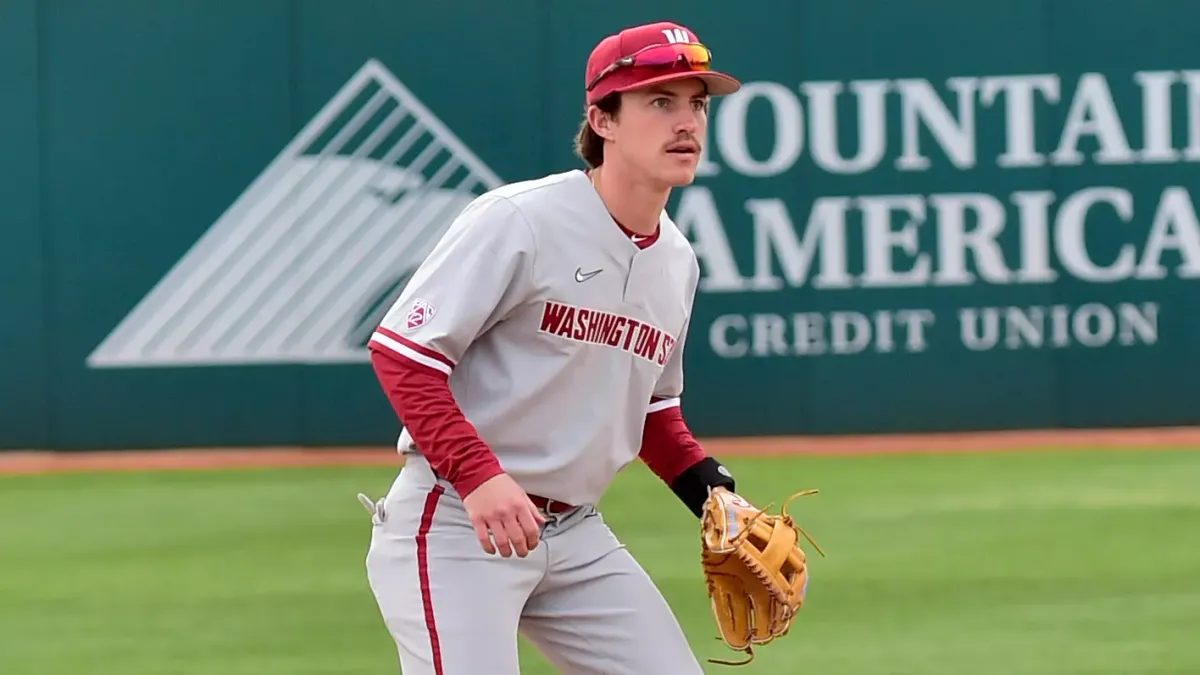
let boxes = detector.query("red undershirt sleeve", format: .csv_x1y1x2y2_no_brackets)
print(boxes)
638,400,707,484
369,344,504,499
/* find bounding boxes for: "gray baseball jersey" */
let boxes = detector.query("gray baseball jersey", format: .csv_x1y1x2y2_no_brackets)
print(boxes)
369,168,699,506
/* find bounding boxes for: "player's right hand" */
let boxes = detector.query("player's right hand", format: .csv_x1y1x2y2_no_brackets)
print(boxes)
461,473,546,558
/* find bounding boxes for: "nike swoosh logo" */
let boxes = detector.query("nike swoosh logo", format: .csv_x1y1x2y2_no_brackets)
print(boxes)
574,268,602,283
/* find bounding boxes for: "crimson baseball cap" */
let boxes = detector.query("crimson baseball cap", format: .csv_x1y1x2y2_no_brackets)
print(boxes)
584,21,741,105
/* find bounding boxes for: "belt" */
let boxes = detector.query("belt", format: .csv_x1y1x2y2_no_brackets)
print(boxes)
528,494,575,515
420,460,573,514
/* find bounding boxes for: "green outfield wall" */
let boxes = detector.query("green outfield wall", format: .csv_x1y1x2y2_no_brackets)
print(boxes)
3,0,1199,450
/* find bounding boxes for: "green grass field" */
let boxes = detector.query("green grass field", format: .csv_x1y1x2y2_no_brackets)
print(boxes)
3,448,1199,674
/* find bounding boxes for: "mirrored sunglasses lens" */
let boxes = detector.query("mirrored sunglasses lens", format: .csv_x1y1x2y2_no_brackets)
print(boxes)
635,44,711,68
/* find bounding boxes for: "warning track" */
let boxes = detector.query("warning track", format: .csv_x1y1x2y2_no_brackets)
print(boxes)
2,426,1199,476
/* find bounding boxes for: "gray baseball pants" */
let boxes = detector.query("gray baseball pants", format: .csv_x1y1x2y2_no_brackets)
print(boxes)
362,454,705,674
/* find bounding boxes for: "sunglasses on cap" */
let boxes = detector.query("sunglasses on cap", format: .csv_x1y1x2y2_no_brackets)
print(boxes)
586,41,714,92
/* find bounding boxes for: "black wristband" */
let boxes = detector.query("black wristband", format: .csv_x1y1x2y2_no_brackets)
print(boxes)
670,457,736,518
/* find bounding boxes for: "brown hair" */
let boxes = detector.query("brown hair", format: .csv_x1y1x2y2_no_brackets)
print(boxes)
573,94,623,169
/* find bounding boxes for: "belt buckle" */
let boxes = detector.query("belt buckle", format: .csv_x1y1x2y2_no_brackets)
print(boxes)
542,497,572,518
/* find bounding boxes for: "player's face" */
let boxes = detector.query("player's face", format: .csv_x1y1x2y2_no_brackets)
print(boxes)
611,79,710,189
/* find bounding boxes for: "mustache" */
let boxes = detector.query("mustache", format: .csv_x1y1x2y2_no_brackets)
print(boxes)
666,135,701,152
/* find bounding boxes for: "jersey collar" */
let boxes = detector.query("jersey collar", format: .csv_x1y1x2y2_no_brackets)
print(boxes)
582,169,662,250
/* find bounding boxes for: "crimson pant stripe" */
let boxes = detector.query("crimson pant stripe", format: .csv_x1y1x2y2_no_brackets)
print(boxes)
417,484,446,674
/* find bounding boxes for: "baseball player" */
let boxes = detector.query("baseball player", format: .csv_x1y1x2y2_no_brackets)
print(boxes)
359,20,742,675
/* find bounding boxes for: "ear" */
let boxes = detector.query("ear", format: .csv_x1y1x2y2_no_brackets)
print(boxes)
587,105,617,141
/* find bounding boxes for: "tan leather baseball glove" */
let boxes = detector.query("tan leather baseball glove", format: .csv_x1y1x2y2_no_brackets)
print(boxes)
700,487,824,666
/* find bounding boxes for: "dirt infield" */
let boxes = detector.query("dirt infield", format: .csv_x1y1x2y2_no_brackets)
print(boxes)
2,426,1199,475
